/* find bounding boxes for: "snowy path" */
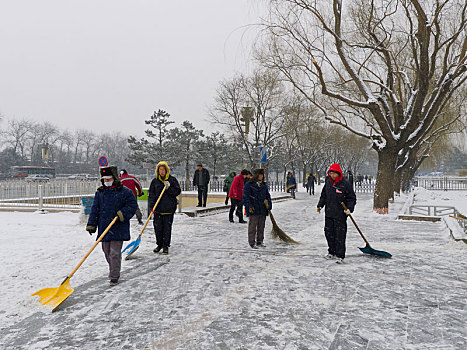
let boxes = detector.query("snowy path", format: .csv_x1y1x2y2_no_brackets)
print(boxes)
0,192,466,349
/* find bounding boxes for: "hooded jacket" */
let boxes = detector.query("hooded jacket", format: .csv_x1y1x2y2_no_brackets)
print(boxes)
87,179,138,242
148,161,181,215
317,163,356,220
224,171,236,193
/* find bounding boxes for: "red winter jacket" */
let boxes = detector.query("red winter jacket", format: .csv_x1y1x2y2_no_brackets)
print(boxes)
229,174,245,200
119,174,143,198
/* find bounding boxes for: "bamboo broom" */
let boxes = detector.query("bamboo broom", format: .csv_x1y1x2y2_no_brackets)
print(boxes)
264,199,300,244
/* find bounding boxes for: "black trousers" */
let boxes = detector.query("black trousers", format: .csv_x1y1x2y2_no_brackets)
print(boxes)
229,198,244,221
308,185,314,195
153,214,174,248
197,186,208,206
324,216,347,259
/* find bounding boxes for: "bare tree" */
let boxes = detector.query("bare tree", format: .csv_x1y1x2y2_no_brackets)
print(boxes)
260,0,467,213
210,70,287,169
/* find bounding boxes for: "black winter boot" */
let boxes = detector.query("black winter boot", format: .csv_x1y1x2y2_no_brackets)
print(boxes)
153,246,162,253
162,247,169,255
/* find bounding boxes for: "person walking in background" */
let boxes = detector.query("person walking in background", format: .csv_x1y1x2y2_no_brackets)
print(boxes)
229,169,249,223
317,163,356,264
286,171,297,199
243,169,272,249
223,171,236,205
306,173,316,195
86,166,137,285
193,164,210,207
347,170,354,190
148,161,181,255
119,169,144,225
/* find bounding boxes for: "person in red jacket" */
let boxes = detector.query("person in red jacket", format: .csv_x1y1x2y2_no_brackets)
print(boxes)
228,169,249,223
119,169,144,225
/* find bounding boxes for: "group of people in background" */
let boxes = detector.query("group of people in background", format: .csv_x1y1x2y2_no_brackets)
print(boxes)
86,161,357,285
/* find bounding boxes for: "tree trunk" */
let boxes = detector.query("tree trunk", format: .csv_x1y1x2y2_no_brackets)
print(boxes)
393,167,403,196
373,149,397,214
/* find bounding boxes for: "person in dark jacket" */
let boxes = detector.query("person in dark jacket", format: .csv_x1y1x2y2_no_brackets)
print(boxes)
228,169,249,223
193,164,210,207
223,171,236,205
286,172,297,199
347,170,354,189
148,161,181,255
86,166,138,285
119,169,144,224
306,173,316,195
243,169,272,249
317,163,357,264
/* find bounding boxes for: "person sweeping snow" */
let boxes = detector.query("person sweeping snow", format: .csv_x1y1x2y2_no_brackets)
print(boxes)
243,169,272,249
86,166,138,285
317,163,356,264
148,161,181,255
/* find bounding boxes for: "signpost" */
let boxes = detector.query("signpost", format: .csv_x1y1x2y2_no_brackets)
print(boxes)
260,146,267,164
98,156,108,167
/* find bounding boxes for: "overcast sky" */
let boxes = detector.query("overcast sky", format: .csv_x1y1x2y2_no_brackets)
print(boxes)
0,0,264,137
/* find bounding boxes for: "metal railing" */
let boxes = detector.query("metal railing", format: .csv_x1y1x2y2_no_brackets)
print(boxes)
408,205,459,217
354,182,375,193
413,176,467,191
179,181,287,192
0,180,99,211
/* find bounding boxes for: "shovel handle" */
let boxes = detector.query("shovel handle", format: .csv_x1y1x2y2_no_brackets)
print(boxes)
341,202,369,245
138,185,168,238
65,216,119,283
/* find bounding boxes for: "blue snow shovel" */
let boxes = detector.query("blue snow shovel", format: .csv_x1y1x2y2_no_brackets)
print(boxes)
122,185,167,260
341,202,392,258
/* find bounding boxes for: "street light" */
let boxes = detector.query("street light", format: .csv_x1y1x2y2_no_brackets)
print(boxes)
240,106,254,136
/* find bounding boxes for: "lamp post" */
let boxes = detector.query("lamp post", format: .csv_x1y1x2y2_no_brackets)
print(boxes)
240,106,254,168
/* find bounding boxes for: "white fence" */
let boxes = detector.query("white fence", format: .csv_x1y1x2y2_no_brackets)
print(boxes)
413,176,467,190
0,180,100,211
0,180,100,201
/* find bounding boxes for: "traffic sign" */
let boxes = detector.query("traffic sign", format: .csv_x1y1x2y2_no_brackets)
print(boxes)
260,146,267,163
98,156,108,167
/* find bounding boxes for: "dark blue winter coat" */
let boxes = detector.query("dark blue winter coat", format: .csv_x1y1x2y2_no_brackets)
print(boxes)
318,165,356,221
286,175,297,189
242,181,272,217
87,182,138,242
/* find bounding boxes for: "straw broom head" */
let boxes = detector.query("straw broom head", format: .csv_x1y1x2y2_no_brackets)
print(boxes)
264,200,300,244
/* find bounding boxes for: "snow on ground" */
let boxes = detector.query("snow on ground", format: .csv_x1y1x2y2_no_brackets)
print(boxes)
413,187,467,215
0,191,466,349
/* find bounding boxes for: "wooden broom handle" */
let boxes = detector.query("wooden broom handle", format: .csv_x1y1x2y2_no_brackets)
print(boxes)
65,216,119,282
341,202,369,245
138,185,168,238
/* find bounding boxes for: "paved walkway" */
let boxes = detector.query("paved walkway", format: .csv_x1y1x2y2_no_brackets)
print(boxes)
1,192,466,349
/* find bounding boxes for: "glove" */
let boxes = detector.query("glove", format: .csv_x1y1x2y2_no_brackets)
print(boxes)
164,181,170,188
138,191,144,197
86,225,96,235
344,209,351,216
117,210,124,222
249,207,255,214
317,207,321,213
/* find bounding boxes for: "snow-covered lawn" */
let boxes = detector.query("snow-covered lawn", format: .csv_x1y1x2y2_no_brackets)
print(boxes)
0,191,465,349
412,187,467,215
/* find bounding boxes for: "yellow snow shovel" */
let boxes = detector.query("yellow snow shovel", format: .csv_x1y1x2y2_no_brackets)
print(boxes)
31,216,119,311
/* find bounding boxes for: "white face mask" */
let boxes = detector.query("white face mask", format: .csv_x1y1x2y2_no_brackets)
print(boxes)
104,180,114,187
